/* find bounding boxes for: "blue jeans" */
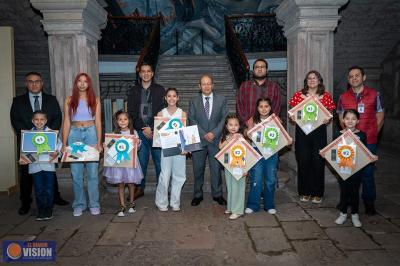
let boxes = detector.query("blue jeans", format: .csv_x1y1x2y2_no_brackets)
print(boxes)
137,130,161,189
362,144,377,203
68,126,99,209
247,153,278,211
32,171,55,212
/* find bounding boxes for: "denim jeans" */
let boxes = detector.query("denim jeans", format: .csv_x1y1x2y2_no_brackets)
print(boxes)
362,144,377,203
68,126,99,210
137,130,161,189
32,171,55,212
247,153,279,211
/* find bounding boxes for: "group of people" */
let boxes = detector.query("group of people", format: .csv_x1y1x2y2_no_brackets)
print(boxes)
10,58,384,227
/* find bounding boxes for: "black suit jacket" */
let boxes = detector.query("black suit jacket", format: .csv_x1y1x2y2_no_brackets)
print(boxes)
127,82,166,130
10,92,62,145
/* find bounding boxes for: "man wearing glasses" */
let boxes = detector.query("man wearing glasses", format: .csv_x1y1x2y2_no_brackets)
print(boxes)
10,72,68,215
236,58,281,124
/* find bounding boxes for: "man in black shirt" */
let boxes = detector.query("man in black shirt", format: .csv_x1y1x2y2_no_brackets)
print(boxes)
127,63,166,198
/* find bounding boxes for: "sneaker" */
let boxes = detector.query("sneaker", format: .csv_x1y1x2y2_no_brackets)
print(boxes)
43,209,53,220
90,207,100,215
312,197,322,204
172,206,181,212
224,210,231,214
73,208,83,217
229,213,242,220
36,211,45,221
127,202,136,214
335,212,347,225
157,206,168,212
351,214,362,227
117,206,126,217
267,209,277,215
300,195,310,202
245,208,254,214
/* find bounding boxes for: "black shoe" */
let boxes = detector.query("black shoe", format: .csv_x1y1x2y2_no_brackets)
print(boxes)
191,197,203,206
18,206,30,215
54,197,69,206
213,196,227,206
336,203,341,210
43,209,54,221
365,202,376,215
36,210,45,221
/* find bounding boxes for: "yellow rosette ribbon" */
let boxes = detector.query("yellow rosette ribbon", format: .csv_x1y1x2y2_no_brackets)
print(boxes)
230,144,246,168
337,145,356,168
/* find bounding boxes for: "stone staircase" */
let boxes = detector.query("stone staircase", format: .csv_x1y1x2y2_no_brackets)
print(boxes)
155,55,237,114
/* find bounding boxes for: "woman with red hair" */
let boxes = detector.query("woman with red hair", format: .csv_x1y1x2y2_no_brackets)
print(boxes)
62,73,102,217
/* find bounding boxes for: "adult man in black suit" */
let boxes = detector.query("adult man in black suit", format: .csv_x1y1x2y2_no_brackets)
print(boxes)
189,74,229,206
10,72,68,215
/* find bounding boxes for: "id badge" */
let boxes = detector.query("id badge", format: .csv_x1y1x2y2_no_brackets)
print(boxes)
357,103,365,113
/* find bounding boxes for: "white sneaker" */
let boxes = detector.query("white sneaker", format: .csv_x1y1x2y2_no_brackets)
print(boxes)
73,208,83,217
172,206,181,212
128,207,136,214
311,197,322,204
224,209,231,214
229,213,242,220
245,208,254,214
351,214,362,227
335,212,347,225
267,209,277,215
90,207,100,215
157,206,168,212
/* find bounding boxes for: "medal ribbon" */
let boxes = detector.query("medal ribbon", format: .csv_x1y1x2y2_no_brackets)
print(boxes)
303,102,318,121
230,144,246,168
337,145,355,168
167,118,183,130
70,142,87,154
263,127,279,150
115,139,131,163
31,133,51,154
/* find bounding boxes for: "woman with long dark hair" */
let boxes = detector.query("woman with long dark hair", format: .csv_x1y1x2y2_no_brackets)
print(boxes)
62,73,102,217
288,70,335,204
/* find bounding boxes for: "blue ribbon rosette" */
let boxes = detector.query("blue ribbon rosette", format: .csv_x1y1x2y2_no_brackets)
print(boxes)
166,118,183,130
115,139,131,164
70,142,87,154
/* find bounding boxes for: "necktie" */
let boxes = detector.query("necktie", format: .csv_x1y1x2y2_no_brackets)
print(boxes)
204,96,210,119
34,96,40,111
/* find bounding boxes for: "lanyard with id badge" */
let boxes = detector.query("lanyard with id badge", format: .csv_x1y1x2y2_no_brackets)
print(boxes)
355,92,365,114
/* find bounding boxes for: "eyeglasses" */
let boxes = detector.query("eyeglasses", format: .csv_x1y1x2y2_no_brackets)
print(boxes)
27,80,42,85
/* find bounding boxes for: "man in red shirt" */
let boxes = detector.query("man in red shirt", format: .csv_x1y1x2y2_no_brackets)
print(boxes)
237,59,281,124
337,66,384,215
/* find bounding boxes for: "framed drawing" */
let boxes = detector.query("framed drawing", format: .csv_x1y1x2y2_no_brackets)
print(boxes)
153,116,187,148
247,113,292,160
320,129,375,180
215,136,262,180
20,130,59,164
61,142,99,162
288,95,333,135
104,133,139,168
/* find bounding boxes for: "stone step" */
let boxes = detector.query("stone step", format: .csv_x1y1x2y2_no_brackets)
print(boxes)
156,72,233,79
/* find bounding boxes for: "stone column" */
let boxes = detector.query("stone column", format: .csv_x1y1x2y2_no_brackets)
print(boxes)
0,27,18,192
30,0,107,108
276,0,348,139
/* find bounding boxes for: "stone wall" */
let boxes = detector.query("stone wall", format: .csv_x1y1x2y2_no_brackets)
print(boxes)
0,0,50,95
333,0,400,98
333,0,400,145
